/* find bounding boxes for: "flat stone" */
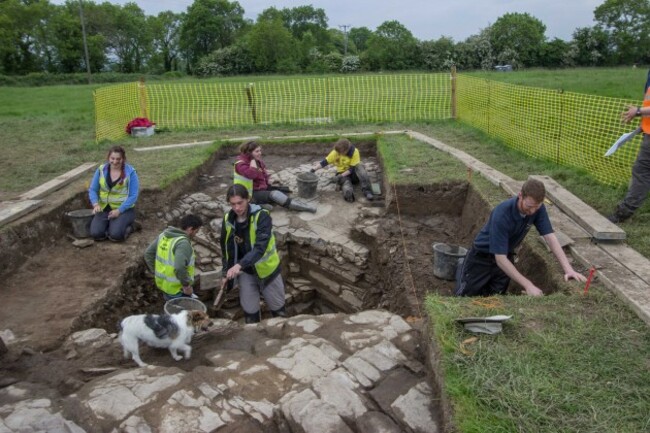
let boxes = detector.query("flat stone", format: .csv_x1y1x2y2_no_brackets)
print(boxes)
267,338,339,383
313,368,368,420
342,355,382,388
391,381,439,433
356,411,403,433
356,340,408,371
72,239,95,248
369,368,420,415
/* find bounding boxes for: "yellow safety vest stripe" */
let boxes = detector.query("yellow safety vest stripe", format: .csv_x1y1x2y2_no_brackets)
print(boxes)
98,163,132,210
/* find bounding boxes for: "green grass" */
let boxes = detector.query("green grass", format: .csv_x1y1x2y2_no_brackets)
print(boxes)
467,67,648,100
425,291,650,433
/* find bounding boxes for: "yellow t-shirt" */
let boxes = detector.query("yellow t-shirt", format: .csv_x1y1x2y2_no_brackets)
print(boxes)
325,147,361,173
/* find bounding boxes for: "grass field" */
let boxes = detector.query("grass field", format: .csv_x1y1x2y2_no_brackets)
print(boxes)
468,67,648,100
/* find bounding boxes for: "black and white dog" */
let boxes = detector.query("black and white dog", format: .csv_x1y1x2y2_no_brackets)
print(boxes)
119,310,212,367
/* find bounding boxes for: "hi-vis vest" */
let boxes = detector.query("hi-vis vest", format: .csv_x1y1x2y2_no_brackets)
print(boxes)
233,161,254,196
223,208,280,279
98,164,132,210
642,87,650,134
154,234,195,295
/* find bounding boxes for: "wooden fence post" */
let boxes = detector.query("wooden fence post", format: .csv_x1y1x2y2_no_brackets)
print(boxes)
450,65,457,119
245,83,257,123
138,77,148,119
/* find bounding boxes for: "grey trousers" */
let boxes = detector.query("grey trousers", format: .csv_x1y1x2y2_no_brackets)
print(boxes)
618,133,650,216
341,164,372,197
238,272,285,314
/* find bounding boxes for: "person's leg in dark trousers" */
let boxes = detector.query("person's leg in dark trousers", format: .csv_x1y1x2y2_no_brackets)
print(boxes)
351,164,373,199
616,134,650,220
107,208,136,241
455,248,511,296
90,211,110,240
340,176,355,202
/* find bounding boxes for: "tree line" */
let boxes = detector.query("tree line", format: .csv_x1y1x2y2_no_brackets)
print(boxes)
1,0,648,78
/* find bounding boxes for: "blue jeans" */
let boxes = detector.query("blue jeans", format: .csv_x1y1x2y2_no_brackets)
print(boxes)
90,208,135,241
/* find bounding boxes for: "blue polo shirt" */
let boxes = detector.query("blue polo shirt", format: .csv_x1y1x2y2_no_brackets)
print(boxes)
473,196,553,255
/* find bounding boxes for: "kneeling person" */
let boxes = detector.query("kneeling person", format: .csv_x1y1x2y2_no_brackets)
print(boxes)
221,184,286,323
145,214,203,301
311,138,373,202
455,179,586,297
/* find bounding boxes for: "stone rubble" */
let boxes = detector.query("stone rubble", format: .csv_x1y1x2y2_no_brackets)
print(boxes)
0,310,440,433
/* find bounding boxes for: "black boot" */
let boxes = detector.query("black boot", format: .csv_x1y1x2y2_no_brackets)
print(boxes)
607,204,634,224
271,306,287,318
244,311,260,324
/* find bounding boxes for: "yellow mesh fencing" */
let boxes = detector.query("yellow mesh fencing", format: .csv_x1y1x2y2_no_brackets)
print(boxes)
94,82,143,142
456,74,642,187
94,73,451,142
94,72,642,187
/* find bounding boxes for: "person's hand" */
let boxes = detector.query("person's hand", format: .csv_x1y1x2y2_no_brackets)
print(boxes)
250,159,258,169
92,204,101,214
108,209,120,219
564,270,587,282
622,105,638,124
182,285,193,296
524,283,544,297
226,264,242,280
311,164,320,172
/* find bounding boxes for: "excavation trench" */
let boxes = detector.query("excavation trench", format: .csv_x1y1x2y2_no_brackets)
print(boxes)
64,142,561,333
0,141,563,432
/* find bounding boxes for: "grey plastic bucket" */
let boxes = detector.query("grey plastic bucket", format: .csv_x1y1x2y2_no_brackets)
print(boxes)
164,297,207,315
432,243,467,280
296,172,319,199
66,209,94,238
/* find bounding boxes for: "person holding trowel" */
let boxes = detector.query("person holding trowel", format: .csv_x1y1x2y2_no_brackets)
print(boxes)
311,138,374,202
455,178,586,297
607,68,650,223
220,184,286,323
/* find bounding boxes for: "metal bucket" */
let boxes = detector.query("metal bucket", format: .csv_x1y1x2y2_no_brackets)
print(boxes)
296,172,319,199
66,209,94,238
432,243,467,280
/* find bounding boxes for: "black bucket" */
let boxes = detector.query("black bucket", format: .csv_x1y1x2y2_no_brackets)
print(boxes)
66,209,94,238
432,243,467,280
296,172,319,199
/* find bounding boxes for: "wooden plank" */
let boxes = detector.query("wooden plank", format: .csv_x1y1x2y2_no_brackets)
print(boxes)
18,162,97,200
598,242,650,286
570,239,650,327
0,200,43,226
530,175,625,241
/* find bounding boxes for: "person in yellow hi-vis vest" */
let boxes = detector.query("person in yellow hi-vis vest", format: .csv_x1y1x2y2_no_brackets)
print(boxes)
220,184,286,323
234,140,316,213
88,145,140,241
144,214,203,301
608,69,650,223
311,138,374,202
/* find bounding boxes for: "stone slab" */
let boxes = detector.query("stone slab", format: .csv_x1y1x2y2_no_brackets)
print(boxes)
530,175,625,241
18,162,96,200
0,200,43,226
199,270,221,291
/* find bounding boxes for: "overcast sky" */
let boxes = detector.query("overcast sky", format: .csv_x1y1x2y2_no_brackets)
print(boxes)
61,0,603,42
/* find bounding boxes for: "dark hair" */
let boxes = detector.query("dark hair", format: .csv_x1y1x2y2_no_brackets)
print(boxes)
521,179,546,202
180,214,203,230
226,184,250,201
106,145,127,182
239,140,261,155
334,138,351,154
